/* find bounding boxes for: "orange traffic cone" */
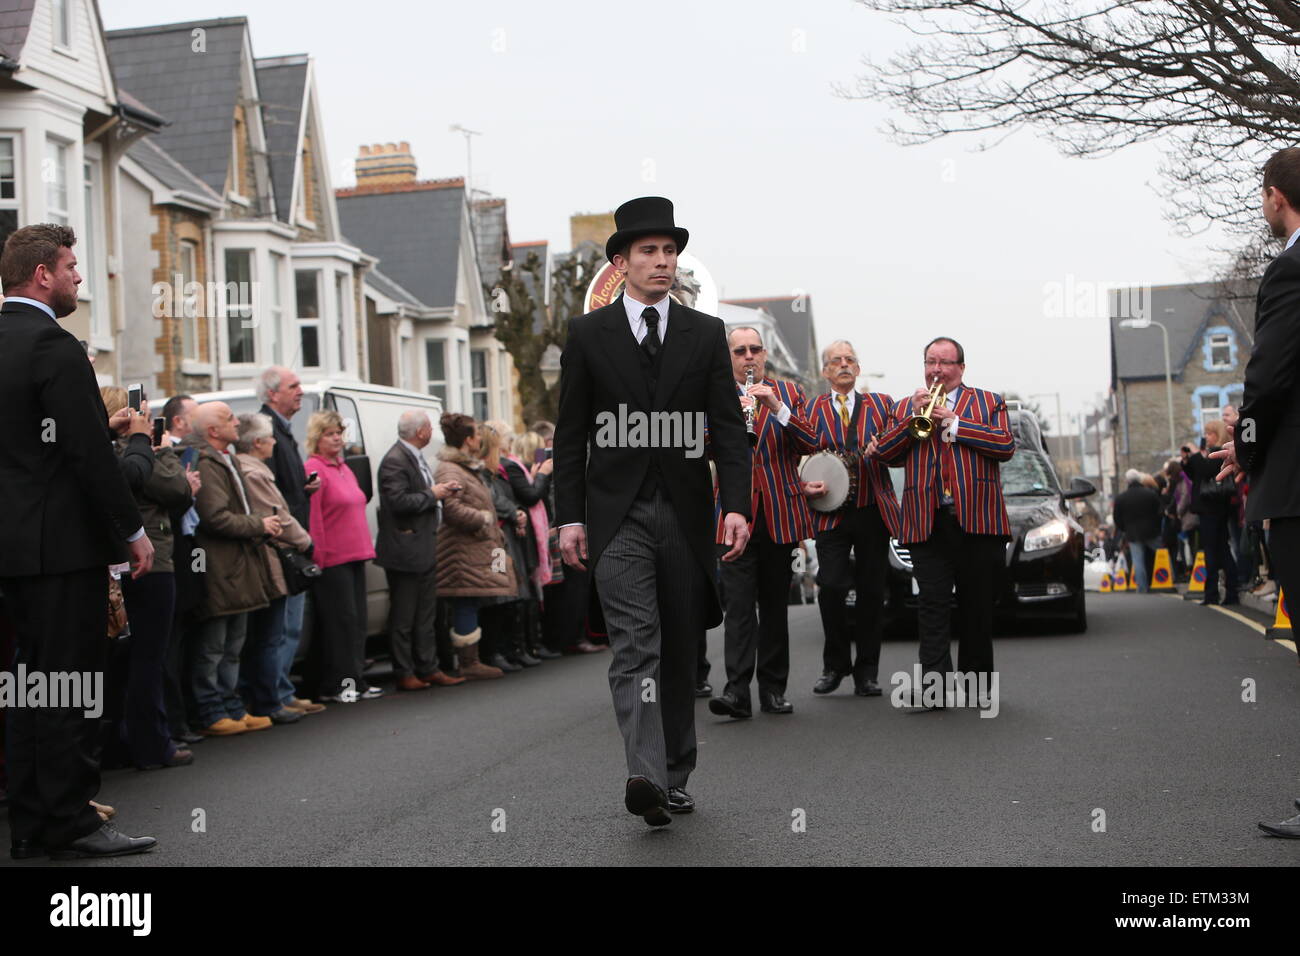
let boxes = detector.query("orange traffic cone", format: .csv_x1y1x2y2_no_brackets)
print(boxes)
1184,551,1207,600
1150,549,1175,590
1265,588,1292,641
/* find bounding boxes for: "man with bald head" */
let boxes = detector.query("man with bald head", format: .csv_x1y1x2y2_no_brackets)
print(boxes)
375,409,465,689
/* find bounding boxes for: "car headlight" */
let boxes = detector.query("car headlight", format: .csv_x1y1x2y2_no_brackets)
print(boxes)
1024,518,1069,553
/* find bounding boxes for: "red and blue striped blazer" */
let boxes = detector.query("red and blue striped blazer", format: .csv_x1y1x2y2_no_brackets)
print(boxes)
873,384,1015,543
785,390,903,538
712,377,816,545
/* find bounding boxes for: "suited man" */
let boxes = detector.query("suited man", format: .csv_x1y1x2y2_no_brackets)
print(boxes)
785,340,903,697
375,410,465,691
0,223,157,859
555,197,751,826
1211,147,1300,838
874,337,1014,703
708,326,815,719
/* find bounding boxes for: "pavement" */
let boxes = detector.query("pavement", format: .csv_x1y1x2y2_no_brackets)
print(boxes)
3,592,1297,867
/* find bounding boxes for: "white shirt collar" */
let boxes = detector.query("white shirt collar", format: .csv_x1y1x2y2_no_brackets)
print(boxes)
831,389,857,414
398,438,425,460
622,292,669,343
1287,227,1300,251
4,296,56,320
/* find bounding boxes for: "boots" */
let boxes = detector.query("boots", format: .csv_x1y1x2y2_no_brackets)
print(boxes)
457,640,502,680
507,603,541,668
480,607,521,672
527,601,561,659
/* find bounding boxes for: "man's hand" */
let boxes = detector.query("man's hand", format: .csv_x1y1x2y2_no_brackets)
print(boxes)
1209,440,1240,482
864,436,880,458
910,387,933,416
560,525,588,571
123,409,151,439
128,535,155,580
432,480,460,500
262,515,284,537
747,383,780,411
930,405,956,427
720,512,750,562
304,473,321,495
801,480,827,499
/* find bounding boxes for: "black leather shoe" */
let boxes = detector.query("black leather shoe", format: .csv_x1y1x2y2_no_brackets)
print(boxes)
695,681,713,698
855,679,883,697
47,823,157,860
667,787,695,813
1258,812,1300,838
708,691,752,719
624,776,671,827
759,691,793,714
532,646,562,660
172,731,204,745
813,670,846,695
486,653,521,673
9,839,45,860
512,649,542,668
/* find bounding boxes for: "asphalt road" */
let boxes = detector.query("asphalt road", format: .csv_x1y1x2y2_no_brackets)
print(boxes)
4,592,1299,867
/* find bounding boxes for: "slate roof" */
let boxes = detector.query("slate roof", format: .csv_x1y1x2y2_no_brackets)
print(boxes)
472,198,509,288
1109,280,1257,382
365,266,426,309
336,180,466,309
126,136,222,203
255,54,307,223
106,18,250,198
0,0,35,63
720,295,819,377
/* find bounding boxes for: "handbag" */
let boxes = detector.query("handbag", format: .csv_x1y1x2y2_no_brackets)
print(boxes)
273,542,322,595
107,570,129,639
1198,476,1235,502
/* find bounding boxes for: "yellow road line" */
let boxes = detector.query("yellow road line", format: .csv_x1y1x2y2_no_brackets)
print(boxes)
1205,604,1265,635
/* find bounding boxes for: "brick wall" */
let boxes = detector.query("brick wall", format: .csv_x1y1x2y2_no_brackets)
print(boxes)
150,208,212,396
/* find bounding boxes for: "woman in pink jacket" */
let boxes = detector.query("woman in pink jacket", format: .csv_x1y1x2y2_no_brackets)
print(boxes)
305,410,380,702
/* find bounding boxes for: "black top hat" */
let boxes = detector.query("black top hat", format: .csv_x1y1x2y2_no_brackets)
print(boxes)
605,196,689,263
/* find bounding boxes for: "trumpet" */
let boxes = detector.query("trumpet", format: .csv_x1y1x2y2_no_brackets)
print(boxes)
743,367,759,447
909,377,947,441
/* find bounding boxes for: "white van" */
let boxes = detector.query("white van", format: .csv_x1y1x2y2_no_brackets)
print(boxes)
184,379,444,635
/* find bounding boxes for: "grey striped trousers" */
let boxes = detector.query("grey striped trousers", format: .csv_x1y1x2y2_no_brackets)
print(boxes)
594,488,708,791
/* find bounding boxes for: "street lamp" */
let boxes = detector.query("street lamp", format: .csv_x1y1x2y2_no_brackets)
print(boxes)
1118,316,1177,455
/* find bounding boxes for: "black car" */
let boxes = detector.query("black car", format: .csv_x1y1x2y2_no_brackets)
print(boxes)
880,408,1095,634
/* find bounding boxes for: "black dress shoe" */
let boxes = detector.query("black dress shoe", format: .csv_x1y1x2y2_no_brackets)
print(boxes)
708,691,752,719
695,681,713,698
624,776,671,827
1258,812,1300,838
813,670,846,695
47,823,157,860
532,646,562,660
9,839,45,860
511,649,542,668
854,679,883,697
667,787,695,813
486,653,521,673
173,731,204,746
759,691,793,714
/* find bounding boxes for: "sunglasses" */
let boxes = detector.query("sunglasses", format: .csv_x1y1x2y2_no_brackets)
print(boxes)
732,345,765,356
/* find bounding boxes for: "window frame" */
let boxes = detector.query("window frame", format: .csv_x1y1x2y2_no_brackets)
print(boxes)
424,338,447,403
223,248,256,365
295,268,322,369
44,137,69,226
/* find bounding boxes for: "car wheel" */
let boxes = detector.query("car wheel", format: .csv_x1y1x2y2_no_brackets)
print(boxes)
1067,589,1087,633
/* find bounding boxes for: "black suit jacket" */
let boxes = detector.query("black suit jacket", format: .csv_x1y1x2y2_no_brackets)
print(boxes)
1237,239,1300,521
259,402,310,529
554,297,751,627
373,440,439,574
1113,481,1163,543
0,300,143,576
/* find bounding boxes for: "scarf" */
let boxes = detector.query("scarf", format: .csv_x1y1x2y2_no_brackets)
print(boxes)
501,453,551,593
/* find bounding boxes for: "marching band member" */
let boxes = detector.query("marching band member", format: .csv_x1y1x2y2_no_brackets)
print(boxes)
788,340,902,697
872,337,1014,705
708,327,815,718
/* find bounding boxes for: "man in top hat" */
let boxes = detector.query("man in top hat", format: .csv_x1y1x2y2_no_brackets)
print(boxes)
555,196,751,827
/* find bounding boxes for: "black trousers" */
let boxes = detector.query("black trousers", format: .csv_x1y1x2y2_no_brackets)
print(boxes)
113,572,177,768
1,567,107,847
1199,509,1239,603
1268,517,1300,625
909,507,1004,684
313,561,368,696
716,516,795,702
815,504,890,683
384,568,439,677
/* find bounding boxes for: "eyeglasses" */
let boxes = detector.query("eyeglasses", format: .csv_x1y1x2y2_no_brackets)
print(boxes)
825,356,858,367
732,345,765,356
924,359,962,368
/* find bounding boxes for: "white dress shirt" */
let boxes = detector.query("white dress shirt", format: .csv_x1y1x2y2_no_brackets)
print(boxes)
399,437,442,527
622,292,669,344
1287,227,1300,251
3,295,55,319
740,377,791,427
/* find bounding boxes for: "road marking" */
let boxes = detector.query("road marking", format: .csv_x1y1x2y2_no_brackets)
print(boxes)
1204,604,1297,654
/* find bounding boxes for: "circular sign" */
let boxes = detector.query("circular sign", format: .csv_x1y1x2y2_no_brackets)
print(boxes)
583,251,719,316
1154,568,1170,584
1192,566,1206,583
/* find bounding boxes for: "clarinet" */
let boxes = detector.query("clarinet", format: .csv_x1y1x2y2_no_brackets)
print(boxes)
744,368,759,447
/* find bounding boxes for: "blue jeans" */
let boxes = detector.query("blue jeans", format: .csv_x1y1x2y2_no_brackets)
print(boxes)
278,591,306,707
192,612,249,728
452,597,480,635
1129,539,1158,593
243,595,288,716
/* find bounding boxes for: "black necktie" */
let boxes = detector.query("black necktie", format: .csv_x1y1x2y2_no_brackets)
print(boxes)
641,307,661,360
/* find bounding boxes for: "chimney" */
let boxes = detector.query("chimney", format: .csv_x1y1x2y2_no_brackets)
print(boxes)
355,141,417,187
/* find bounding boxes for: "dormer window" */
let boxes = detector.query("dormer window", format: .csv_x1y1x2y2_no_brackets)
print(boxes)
1201,326,1238,372
52,0,72,49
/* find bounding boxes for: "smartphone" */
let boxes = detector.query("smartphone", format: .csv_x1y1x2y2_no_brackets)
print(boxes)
306,471,318,485
544,448,553,461
534,448,546,465
127,383,144,412
151,417,166,445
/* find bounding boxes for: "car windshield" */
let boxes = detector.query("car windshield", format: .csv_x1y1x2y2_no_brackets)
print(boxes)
222,393,321,456
1002,446,1059,495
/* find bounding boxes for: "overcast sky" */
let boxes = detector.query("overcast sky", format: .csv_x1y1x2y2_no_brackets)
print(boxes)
105,0,1237,434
